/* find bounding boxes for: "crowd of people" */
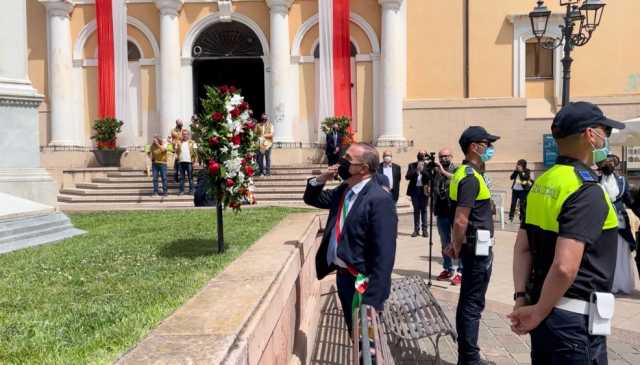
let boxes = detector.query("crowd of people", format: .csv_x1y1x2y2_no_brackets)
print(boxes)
309,101,640,365
146,113,275,197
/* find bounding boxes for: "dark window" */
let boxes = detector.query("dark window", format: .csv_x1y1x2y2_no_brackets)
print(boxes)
127,41,141,61
192,21,263,58
313,42,358,59
526,39,553,79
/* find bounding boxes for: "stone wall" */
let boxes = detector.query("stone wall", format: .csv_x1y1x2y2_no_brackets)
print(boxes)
115,213,326,365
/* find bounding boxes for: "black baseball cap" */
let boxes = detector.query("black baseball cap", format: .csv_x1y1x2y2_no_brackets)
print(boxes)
459,126,500,153
551,101,625,138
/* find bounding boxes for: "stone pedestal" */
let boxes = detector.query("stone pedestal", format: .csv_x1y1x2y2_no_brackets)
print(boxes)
0,1,58,208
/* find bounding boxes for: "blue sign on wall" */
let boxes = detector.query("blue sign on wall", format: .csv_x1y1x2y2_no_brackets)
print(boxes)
543,134,558,167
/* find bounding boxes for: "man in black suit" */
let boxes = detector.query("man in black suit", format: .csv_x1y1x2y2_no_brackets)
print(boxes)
325,123,343,166
406,151,431,237
378,150,401,203
304,142,398,333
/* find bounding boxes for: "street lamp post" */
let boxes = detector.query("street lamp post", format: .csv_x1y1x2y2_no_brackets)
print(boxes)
529,0,606,106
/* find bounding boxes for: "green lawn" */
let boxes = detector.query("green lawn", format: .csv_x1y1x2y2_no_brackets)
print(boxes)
0,207,304,365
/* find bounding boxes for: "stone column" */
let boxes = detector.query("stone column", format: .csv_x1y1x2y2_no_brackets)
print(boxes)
42,0,75,146
154,0,183,138
377,0,406,145
266,0,294,143
0,0,57,206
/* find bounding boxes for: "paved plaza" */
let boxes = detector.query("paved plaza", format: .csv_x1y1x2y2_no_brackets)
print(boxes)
312,214,640,364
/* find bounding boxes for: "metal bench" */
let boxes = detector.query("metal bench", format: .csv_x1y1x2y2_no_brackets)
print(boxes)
381,276,457,364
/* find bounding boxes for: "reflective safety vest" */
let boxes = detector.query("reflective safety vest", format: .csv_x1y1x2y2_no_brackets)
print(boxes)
525,164,617,233
449,164,491,202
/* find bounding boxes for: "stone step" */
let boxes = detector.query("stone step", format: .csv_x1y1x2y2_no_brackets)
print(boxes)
58,192,304,203
58,194,195,203
106,167,319,178
57,200,313,212
0,212,70,240
0,212,85,254
76,180,338,190
93,174,317,184
61,186,309,196
57,202,196,211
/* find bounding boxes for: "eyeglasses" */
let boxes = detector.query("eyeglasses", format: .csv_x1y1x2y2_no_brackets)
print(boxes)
439,155,452,158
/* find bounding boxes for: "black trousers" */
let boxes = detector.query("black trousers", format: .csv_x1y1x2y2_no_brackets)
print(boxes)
410,191,428,232
327,152,340,166
530,308,607,365
509,189,528,221
336,269,356,334
456,247,493,365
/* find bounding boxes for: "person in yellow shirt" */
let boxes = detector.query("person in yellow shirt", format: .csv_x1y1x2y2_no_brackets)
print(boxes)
256,113,274,176
149,135,168,196
175,129,198,195
169,119,184,183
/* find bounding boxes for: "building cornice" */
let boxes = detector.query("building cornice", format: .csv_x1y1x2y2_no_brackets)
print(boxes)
154,0,183,16
40,0,74,17
0,95,43,109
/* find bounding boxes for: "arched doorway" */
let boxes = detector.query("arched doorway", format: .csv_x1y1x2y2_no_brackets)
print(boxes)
192,21,265,117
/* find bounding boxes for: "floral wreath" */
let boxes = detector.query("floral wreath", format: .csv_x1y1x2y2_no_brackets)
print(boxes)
191,85,259,210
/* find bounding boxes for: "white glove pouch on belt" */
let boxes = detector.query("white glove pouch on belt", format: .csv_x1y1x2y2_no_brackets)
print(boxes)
475,229,492,256
589,292,615,336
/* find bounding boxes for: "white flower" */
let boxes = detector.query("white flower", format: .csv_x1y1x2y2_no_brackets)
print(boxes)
220,146,229,154
230,94,244,107
241,111,250,121
224,157,243,178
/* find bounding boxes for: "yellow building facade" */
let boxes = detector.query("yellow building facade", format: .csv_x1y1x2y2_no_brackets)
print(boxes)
28,0,640,170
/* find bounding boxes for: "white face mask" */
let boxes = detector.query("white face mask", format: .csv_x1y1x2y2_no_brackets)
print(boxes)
383,156,392,163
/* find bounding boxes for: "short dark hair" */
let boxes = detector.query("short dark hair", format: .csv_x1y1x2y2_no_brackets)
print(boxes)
353,142,379,173
517,159,527,168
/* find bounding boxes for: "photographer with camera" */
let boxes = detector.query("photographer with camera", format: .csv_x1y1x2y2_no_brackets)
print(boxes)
433,148,463,285
406,151,432,237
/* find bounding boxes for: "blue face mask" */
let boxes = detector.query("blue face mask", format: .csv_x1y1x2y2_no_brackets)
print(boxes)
480,146,495,162
592,132,610,164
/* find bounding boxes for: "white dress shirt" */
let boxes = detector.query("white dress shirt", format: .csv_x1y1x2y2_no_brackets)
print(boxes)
383,164,394,190
310,177,371,268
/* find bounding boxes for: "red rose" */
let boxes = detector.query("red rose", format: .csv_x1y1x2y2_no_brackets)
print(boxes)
211,112,223,122
230,108,241,119
246,121,256,130
226,178,235,187
232,134,241,145
208,136,220,147
229,86,238,94
245,165,255,177
239,101,250,111
219,85,229,94
208,160,220,175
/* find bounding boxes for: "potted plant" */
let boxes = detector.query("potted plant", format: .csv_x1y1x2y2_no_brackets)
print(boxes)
321,116,354,147
91,117,125,167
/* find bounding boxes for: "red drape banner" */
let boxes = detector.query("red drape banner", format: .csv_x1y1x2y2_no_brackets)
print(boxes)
332,0,352,120
95,0,115,118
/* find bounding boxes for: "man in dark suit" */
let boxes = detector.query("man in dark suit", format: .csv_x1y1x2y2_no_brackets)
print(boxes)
406,151,431,237
304,142,398,333
377,150,401,203
325,123,343,166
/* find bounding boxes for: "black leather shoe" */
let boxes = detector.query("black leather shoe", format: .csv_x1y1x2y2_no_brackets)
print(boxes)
422,231,428,237
411,231,419,237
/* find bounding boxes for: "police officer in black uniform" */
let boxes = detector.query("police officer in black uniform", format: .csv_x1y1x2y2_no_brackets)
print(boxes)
447,126,500,365
509,102,625,364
